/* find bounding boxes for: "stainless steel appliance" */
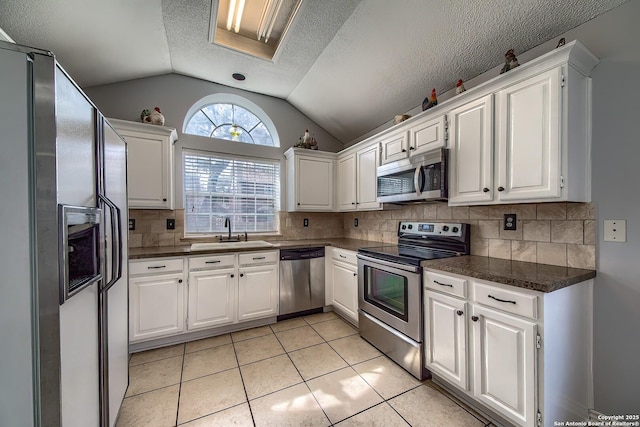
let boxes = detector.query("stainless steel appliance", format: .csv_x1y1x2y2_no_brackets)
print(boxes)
358,221,470,380
278,247,325,319
0,41,128,427
376,148,448,203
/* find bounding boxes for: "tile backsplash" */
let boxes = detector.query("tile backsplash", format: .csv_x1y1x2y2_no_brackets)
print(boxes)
343,202,596,269
129,202,596,269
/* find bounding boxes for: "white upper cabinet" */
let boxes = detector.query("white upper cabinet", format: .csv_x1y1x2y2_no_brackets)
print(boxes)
495,68,561,201
337,153,357,211
447,41,598,206
380,114,446,165
110,119,178,210
337,142,381,211
448,94,494,204
285,148,336,211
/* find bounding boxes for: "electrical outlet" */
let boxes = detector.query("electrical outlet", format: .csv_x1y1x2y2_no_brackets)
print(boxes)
303,218,309,227
603,219,626,242
504,214,517,230
354,218,359,227
128,219,135,231
166,218,175,230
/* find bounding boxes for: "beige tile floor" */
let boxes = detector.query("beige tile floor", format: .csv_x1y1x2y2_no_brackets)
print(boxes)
117,311,493,427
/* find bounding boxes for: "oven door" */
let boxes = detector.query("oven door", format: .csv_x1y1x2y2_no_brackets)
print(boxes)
357,253,422,341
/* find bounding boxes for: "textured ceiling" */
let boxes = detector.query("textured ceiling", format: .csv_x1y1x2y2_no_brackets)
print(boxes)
0,0,629,143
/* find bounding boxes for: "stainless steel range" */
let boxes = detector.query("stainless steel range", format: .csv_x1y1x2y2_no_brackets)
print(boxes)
357,221,470,380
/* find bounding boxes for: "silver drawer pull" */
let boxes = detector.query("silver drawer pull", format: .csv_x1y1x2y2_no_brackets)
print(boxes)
488,294,516,305
434,280,453,288
205,260,221,264
147,265,166,269
339,254,347,258
252,256,266,260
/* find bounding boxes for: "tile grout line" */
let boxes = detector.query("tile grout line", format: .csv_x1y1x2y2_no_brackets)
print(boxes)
174,344,186,426
231,337,258,427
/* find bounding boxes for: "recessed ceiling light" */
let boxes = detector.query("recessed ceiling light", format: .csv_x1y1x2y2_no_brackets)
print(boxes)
232,73,246,81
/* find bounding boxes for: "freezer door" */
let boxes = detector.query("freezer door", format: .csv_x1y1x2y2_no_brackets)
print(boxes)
100,119,129,427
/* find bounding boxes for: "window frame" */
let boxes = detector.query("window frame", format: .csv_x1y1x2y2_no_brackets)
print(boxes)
182,149,281,237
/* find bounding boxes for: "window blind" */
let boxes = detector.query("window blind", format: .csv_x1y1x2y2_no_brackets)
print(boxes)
183,150,280,234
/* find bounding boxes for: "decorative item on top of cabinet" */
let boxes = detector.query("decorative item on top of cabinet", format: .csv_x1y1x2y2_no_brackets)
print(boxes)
500,48,520,74
394,114,411,124
284,147,336,212
140,107,165,125
455,79,466,94
422,88,438,111
294,129,318,149
109,118,177,209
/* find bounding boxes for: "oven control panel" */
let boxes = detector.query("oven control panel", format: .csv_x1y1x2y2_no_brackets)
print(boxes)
398,221,465,237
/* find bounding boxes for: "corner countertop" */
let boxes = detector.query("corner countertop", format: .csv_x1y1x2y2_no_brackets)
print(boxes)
128,238,381,260
421,255,596,293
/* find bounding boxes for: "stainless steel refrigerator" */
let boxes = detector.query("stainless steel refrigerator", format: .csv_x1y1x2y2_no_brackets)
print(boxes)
0,40,128,427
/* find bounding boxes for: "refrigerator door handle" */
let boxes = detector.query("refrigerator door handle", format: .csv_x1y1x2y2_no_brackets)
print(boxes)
99,194,122,291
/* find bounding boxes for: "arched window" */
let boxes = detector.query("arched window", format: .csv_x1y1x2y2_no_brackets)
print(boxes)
183,94,278,147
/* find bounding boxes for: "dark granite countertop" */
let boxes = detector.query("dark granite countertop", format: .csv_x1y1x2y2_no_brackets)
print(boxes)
421,255,596,293
128,238,380,260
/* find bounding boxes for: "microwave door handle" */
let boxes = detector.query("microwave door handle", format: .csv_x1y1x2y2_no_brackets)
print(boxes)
414,166,425,196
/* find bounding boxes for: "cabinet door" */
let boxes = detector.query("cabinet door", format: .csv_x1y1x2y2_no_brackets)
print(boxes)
472,305,536,427
496,68,562,201
238,264,279,321
187,268,235,330
129,273,185,341
337,153,357,211
296,156,334,211
424,291,468,390
330,260,358,324
448,94,494,205
380,130,409,164
356,143,381,210
122,132,172,209
410,115,446,156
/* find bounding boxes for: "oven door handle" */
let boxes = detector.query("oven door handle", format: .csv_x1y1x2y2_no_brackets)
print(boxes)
413,166,425,197
357,253,421,273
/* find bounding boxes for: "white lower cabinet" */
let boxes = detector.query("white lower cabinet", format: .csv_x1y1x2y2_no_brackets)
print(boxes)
130,251,278,344
187,267,236,330
424,269,593,427
129,258,186,342
238,263,279,321
424,291,468,390
472,304,536,426
325,247,358,325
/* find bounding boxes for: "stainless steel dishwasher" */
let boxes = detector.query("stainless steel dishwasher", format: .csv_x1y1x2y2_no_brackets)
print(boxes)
278,247,325,320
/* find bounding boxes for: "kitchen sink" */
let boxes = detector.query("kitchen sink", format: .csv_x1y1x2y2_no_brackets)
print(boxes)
190,240,275,251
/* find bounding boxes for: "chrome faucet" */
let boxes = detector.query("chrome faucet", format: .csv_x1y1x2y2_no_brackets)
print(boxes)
224,217,231,241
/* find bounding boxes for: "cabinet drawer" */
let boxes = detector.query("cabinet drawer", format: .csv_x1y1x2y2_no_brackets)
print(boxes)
424,271,467,298
330,248,357,265
238,251,278,266
473,282,538,319
130,258,184,276
189,254,236,270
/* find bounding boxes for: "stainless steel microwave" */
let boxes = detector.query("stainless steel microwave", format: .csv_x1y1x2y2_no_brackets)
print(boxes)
376,148,448,203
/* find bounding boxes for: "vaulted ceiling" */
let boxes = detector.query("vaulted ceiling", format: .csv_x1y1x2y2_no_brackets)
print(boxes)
0,0,628,143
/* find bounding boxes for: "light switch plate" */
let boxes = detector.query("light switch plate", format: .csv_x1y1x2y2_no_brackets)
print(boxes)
603,220,626,242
